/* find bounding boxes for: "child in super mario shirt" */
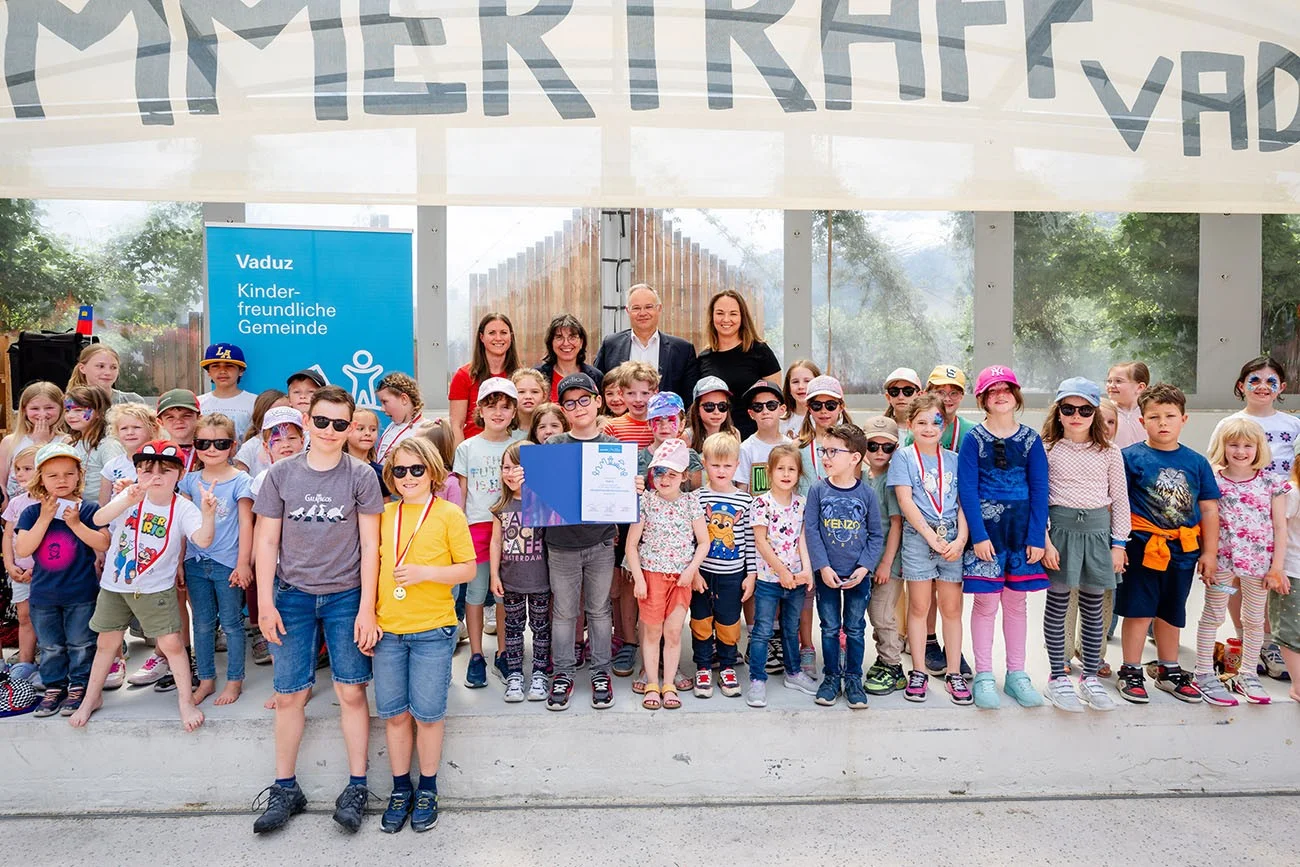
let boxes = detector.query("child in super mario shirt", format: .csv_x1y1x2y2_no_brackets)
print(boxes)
72,441,217,732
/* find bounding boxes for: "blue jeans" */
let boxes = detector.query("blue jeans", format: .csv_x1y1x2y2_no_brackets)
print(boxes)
270,580,372,694
746,581,804,681
372,626,458,723
185,557,247,682
30,601,96,690
815,577,871,679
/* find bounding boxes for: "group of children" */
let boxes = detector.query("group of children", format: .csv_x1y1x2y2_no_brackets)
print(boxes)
5,338,1300,834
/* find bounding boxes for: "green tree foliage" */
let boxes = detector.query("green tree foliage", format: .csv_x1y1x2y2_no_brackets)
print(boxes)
96,202,203,335
1263,215,1300,384
0,199,101,333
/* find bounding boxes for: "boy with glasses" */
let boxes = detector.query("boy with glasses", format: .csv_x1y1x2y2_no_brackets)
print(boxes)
251,386,385,835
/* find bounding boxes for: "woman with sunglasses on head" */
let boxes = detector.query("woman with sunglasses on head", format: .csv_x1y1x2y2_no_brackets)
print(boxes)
1039,379,1130,713
956,366,1050,711
1205,356,1300,681
882,368,923,422
794,376,854,497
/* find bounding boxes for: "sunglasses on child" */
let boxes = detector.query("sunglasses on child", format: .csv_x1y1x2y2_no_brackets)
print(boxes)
886,386,917,398
865,442,896,453
749,400,781,413
311,415,350,432
195,438,234,450
1058,404,1096,418
809,399,840,412
699,401,729,414
391,464,427,478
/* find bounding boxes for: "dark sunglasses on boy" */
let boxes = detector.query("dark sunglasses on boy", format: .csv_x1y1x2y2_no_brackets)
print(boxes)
808,399,840,412
195,438,234,451
749,400,781,413
865,441,897,454
700,401,729,414
886,386,917,398
1058,404,1096,418
391,464,427,478
311,415,350,432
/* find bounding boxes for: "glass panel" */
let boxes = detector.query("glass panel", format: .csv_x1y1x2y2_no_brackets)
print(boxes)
1013,212,1199,393
4,199,205,397
813,211,974,393
1262,214,1300,393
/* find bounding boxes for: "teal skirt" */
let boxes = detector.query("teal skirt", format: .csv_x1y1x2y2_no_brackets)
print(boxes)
1046,506,1119,591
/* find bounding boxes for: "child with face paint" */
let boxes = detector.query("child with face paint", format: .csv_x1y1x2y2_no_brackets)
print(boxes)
251,408,307,497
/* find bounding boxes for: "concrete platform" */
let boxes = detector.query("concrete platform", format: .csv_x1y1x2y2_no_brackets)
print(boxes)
3,590,1298,815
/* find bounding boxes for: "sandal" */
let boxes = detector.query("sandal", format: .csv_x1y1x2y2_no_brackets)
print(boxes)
633,671,648,695
642,683,661,710
1098,661,1112,678
662,686,681,709
673,672,692,692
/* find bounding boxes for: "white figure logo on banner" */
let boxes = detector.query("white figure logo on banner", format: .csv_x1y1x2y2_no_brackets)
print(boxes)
343,350,385,408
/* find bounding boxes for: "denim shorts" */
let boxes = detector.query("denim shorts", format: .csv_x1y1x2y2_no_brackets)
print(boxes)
901,524,963,583
372,626,458,723
270,580,372,694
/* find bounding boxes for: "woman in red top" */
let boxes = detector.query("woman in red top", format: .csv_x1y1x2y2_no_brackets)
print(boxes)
449,313,520,443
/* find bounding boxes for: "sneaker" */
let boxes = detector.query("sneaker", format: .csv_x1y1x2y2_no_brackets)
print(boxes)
410,788,438,832
746,679,768,707
1153,666,1201,703
1045,675,1084,713
215,628,227,653
528,671,549,701
591,669,614,709
765,636,784,674
492,653,509,684
380,789,413,833
465,653,488,688
547,673,574,711
154,673,177,693
484,605,497,635
904,669,928,702
971,672,1000,709
612,642,637,677
252,781,308,834
1259,642,1290,681
1078,676,1116,711
574,641,588,670
694,668,714,698
504,672,525,702
1196,672,1238,707
945,673,973,706
1117,664,1149,704
1004,671,1044,708
251,630,272,666
784,670,818,695
127,652,170,686
332,782,371,833
889,663,908,690
103,658,127,691
33,687,65,718
924,640,946,677
718,667,742,698
59,685,86,716
800,646,817,678
844,676,869,709
457,619,467,644
1230,673,1273,704
815,675,841,706
863,662,898,696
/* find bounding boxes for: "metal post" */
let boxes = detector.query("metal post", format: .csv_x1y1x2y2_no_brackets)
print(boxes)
972,212,1015,372
1196,213,1262,407
601,209,632,338
417,205,449,409
784,210,813,368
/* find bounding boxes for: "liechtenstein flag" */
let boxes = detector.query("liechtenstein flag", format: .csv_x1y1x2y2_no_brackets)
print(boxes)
75,305,94,336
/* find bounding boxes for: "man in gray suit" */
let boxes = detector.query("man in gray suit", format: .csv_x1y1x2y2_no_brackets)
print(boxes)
593,284,698,399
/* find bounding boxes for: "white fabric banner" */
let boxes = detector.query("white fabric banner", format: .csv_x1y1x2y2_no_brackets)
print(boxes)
0,0,1297,211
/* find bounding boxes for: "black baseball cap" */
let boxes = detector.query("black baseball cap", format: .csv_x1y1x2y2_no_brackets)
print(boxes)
741,380,783,405
556,372,599,397
286,368,326,388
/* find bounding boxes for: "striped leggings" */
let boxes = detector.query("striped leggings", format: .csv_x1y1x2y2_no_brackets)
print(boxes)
1195,573,1266,676
1063,589,1114,665
1045,587,1104,678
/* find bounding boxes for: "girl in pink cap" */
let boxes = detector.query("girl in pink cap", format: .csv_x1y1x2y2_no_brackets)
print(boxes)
957,366,1050,709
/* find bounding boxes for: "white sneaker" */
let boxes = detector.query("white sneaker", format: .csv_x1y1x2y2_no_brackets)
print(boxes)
783,670,819,696
1078,675,1117,711
504,672,525,703
1045,675,1084,713
484,606,497,636
746,679,768,707
104,658,128,691
527,672,549,701
1259,643,1287,679
127,652,170,686
457,619,467,643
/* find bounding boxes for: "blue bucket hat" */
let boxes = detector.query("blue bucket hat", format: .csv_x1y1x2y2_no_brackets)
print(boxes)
1056,376,1101,407
646,392,686,421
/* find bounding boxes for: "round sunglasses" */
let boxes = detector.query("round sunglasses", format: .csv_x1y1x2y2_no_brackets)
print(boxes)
885,386,917,398
808,399,840,412
749,400,781,413
699,401,729,414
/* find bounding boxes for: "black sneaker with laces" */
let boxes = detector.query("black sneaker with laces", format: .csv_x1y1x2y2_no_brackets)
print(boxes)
547,672,574,711
153,673,177,693
1154,665,1202,703
591,669,614,709
332,782,372,833
252,782,307,834
1117,664,1149,704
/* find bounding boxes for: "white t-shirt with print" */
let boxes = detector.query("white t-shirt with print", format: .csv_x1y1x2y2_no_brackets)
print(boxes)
103,495,204,595
199,390,258,440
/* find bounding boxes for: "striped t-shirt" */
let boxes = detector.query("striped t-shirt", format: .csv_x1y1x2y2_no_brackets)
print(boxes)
698,486,755,576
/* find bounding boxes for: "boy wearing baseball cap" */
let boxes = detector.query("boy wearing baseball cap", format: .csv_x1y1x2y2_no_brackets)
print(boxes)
199,342,257,439
736,380,788,495
861,415,908,696
157,389,202,471
924,365,976,452
286,369,326,415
